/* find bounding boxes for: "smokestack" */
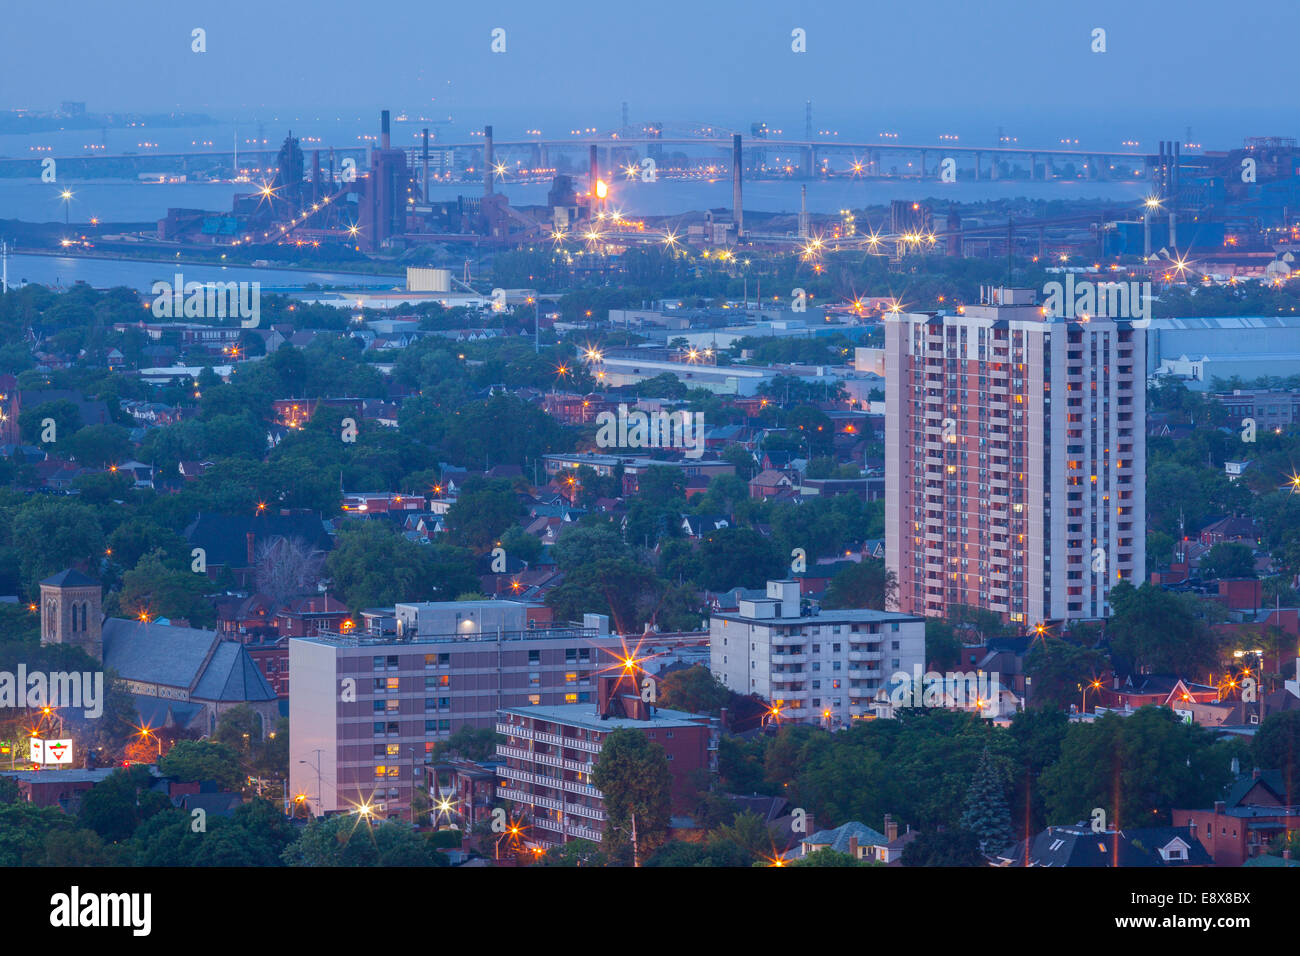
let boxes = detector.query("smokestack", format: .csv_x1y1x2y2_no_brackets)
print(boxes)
484,125,494,197
422,128,430,201
589,144,599,205
312,150,321,203
381,110,391,151
732,133,743,238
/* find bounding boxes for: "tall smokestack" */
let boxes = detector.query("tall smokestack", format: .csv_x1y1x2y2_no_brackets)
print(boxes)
422,128,430,201
589,144,599,203
484,125,494,197
381,110,391,151
732,133,743,238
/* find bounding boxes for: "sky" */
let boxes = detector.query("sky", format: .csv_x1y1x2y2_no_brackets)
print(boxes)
2,0,1294,148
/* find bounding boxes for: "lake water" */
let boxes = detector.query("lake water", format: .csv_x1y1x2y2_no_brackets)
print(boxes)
2,253,397,293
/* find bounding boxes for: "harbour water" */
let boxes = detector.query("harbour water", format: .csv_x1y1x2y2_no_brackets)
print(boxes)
1,252,397,293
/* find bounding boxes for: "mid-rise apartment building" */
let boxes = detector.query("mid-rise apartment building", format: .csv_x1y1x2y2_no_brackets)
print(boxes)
709,579,925,724
289,600,629,818
496,677,715,849
884,287,1145,624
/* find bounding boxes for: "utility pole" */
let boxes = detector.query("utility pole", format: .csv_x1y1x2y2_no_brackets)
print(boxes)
631,811,640,868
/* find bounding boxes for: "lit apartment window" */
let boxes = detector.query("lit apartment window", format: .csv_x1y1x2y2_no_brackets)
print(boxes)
565,672,579,683
528,694,541,705
529,673,541,687
386,743,400,757
385,677,399,690
565,693,578,703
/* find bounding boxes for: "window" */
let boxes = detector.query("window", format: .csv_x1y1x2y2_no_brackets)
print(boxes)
528,650,540,664
528,694,541,705
565,693,578,703
529,672,541,687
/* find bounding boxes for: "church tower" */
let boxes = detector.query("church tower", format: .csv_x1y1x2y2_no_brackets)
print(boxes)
39,569,103,662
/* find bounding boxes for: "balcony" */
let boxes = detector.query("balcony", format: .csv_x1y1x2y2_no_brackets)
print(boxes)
848,650,882,662
497,787,564,812
534,731,601,754
496,744,592,775
848,667,881,680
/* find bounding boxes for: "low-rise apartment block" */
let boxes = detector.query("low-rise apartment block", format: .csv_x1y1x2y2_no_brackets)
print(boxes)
709,579,926,724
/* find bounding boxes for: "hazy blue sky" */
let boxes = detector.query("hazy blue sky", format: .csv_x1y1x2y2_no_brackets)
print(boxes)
3,1,1292,146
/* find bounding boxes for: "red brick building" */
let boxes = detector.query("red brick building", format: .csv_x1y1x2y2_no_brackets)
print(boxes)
1175,771,1300,866
495,675,717,849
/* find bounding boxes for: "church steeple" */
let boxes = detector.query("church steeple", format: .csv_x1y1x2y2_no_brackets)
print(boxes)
39,569,103,661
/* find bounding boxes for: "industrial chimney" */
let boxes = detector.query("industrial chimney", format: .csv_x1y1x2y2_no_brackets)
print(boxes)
732,133,743,238
484,125,494,197
422,128,430,200
381,110,391,151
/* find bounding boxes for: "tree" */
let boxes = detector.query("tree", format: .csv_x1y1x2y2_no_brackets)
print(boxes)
444,477,523,552
1107,581,1222,676
659,665,732,715
1023,638,1110,712
788,848,873,867
900,828,986,866
822,559,897,610
61,424,132,468
1039,707,1236,826
590,729,672,865
325,521,454,611
20,398,81,447
926,618,962,670
960,748,1015,854
254,536,324,604
500,525,543,566
77,765,167,843
540,838,608,867
282,816,449,866
1199,542,1257,581
693,527,785,590
431,725,498,763
552,522,632,571
118,549,215,626
11,498,105,598
1254,711,1300,799
158,740,244,791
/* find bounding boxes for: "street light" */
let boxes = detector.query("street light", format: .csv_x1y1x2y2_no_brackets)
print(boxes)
137,724,162,758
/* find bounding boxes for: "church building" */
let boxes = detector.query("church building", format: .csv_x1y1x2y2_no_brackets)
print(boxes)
39,569,279,736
